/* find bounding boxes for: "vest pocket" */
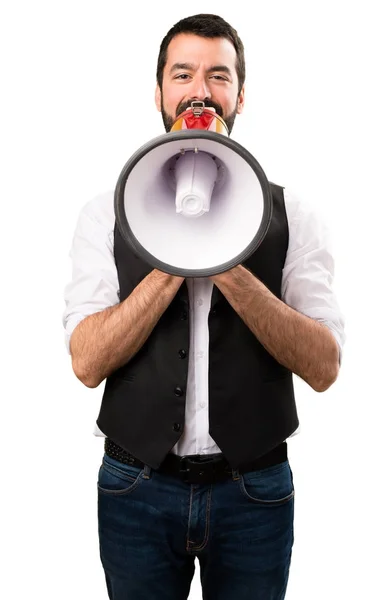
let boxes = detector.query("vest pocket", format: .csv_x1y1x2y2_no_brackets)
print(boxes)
98,456,144,496
238,460,294,505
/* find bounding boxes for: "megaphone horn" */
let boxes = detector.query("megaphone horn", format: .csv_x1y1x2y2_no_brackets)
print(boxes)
114,103,272,278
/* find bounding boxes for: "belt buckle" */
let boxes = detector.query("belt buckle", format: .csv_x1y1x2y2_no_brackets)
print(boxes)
178,454,220,484
179,456,205,483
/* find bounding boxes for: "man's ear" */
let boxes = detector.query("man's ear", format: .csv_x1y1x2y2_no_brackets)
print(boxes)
237,84,245,114
155,84,162,112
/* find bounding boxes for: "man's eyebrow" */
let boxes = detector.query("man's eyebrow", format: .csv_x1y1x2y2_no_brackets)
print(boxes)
169,62,197,74
169,63,232,77
207,65,232,76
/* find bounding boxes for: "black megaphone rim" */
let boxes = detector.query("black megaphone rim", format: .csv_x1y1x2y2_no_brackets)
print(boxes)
114,129,273,277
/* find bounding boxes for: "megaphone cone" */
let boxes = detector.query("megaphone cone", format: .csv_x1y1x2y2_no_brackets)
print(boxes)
114,110,272,277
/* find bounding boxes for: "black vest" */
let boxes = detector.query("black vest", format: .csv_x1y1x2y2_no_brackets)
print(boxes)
97,183,299,469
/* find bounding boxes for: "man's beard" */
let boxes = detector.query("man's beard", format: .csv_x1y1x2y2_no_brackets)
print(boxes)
160,96,238,135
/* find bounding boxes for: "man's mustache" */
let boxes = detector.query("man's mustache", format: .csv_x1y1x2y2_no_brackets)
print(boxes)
176,99,224,118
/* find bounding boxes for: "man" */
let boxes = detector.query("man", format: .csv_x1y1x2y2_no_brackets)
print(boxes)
63,13,345,600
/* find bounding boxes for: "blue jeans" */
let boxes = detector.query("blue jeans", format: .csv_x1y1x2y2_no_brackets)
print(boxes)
98,453,294,599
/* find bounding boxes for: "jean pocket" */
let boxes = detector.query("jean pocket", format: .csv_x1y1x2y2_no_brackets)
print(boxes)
239,460,294,506
97,455,144,496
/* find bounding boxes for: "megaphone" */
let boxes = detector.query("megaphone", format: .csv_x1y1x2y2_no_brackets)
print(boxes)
114,101,272,277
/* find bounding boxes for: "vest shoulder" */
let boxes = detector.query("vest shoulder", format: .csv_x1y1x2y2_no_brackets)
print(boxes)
269,182,285,204
269,184,311,225
269,181,284,193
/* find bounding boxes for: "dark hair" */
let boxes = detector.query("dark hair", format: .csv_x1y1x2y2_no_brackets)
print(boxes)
156,14,245,94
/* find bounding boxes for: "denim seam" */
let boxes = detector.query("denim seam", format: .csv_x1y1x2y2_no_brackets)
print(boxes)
239,477,295,505
188,486,212,552
102,458,142,482
98,465,145,496
186,485,195,552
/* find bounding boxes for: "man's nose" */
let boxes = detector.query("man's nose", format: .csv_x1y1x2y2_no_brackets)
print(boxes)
189,76,211,100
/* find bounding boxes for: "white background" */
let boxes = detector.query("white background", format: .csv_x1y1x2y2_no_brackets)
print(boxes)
1,0,388,598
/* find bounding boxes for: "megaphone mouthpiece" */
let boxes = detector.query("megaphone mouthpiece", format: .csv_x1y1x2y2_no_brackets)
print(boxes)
174,150,218,218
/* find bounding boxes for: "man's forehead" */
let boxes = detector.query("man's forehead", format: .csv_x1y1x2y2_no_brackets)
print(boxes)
165,33,237,69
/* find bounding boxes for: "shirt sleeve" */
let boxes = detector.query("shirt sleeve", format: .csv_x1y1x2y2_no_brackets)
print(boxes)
281,189,346,357
62,193,119,354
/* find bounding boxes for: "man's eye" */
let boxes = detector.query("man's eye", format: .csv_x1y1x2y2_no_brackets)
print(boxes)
211,75,227,81
175,74,190,80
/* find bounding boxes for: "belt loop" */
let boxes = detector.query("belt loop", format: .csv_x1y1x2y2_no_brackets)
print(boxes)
232,469,240,481
143,465,151,480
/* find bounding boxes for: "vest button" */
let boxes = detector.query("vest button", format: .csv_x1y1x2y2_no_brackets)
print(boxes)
210,308,217,315
174,386,184,397
181,311,188,320
178,349,187,359
173,422,182,432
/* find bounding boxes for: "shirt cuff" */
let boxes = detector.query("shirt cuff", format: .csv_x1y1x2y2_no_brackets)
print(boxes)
64,315,86,354
320,322,343,365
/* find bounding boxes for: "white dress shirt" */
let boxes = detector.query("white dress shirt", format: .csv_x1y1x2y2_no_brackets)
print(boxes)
63,188,345,456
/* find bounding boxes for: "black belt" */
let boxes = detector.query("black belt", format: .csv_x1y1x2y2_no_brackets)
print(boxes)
104,438,287,484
